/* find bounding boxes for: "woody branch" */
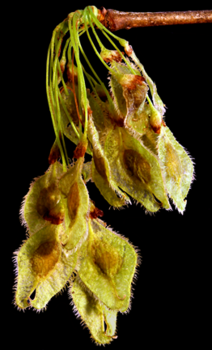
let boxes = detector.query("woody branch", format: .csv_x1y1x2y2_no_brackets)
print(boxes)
99,9,212,31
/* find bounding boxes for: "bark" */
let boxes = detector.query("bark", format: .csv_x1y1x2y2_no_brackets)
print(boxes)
99,8,212,31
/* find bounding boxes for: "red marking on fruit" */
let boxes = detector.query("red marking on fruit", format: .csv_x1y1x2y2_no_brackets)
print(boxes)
107,113,124,127
151,124,161,134
73,142,87,158
115,118,124,127
58,39,63,57
89,207,104,219
121,75,145,90
43,212,64,225
87,106,93,119
60,61,65,74
67,66,78,85
37,184,64,225
102,50,122,63
31,240,60,277
124,44,133,56
48,144,61,165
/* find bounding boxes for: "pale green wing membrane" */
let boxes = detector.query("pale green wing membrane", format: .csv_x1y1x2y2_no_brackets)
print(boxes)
60,86,92,155
158,126,194,213
77,218,137,312
21,162,64,235
58,159,89,251
60,86,80,146
88,114,129,207
91,219,137,313
101,303,117,337
129,49,166,115
31,247,77,310
15,225,75,309
110,74,127,118
109,61,148,128
71,275,117,345
105,127,170,212
82,161,92,183
91,159,128,207
127,103,150,137
87,89,107,135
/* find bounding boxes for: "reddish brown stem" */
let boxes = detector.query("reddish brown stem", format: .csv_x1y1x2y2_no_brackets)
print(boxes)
99,8,212,31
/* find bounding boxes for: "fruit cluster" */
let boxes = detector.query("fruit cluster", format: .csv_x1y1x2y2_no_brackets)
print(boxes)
14,6,194,345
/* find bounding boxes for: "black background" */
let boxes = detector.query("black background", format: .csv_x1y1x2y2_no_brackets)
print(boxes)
10,1,211,348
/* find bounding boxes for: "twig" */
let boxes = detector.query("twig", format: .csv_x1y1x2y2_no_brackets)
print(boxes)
99,8,212,31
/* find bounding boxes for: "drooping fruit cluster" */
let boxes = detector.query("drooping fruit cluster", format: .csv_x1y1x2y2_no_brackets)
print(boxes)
14,6,194,345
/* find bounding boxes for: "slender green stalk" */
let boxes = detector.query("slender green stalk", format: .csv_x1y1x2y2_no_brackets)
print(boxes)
46,45,58,137
86,12,104,50
53,36,63,88
101,30,136,74
68,17,83,137
87,7,128,46
58,38,71,96
50,29,57,81
80,64,99,99
58,89,80,139
78,27,86,36
83,69,96,90
78,39,113,105
83,11,115,75
67,39,72,68
57,60,68,95
46,45,66,169
52,31,68,169
146,95,154,108
62,37,70,58
88,7,137,75
72,13,88,138
55,87,68,166
146,94,162,117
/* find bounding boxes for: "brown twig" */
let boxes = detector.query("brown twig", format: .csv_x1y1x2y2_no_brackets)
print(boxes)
99,8,212,31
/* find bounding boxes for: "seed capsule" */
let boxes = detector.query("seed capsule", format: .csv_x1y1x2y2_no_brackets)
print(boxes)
36,183,64,225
